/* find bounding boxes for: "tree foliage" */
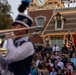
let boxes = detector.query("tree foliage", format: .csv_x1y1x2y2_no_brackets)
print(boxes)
0,2,13,30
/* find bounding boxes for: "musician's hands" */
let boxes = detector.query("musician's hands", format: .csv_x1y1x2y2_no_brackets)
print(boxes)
6,33,16,40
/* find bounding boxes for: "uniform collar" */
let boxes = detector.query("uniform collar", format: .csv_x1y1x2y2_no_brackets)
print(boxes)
15,36,29,43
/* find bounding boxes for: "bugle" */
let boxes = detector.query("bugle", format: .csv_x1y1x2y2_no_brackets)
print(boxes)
16,31,41,38
0,26,43,34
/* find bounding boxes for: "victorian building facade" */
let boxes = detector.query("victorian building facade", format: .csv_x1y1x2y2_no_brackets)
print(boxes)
28,0,76,50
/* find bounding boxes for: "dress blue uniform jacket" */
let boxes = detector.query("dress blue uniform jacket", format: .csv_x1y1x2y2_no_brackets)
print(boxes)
8,38,35,75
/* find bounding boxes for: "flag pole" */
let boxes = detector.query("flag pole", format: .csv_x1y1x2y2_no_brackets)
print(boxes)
74,30,76,50
68,30,71,50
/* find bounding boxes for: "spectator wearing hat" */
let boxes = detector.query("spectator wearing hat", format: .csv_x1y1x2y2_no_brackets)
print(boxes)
6,13,35,75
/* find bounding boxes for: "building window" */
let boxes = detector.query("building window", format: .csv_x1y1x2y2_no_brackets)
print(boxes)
55,19,64,30
35,16,46,31
35,16,46,26
57,20,62,28
37,18,44,26
53,12,66,30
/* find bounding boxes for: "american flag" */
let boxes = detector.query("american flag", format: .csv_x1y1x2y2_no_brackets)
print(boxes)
68,34,71,50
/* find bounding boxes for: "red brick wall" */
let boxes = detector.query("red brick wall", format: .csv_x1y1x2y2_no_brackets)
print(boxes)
28,10,53,44
29,10,53,27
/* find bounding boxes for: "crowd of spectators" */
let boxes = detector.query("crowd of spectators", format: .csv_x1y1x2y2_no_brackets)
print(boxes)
30,43,76,75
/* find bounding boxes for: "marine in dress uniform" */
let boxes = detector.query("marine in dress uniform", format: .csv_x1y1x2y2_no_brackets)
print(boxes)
0,0,34,75
6,13,35,75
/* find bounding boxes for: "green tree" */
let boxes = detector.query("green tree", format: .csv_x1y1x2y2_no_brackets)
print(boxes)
0,2,13,30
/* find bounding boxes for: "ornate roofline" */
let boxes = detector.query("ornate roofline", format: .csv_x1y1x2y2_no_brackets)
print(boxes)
53,7,76,13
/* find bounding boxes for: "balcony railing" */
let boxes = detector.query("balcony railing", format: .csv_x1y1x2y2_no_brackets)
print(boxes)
53,7,76,12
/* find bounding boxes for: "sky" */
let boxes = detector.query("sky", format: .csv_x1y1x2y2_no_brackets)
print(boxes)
8,0,21,20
